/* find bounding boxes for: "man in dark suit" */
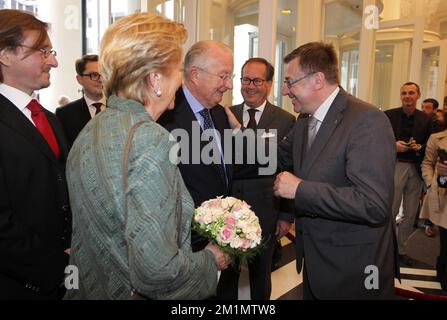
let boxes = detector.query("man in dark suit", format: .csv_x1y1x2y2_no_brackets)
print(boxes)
158,40,236,299
0,9,71,300
385,83,432,266
56,54,104,147
230,58,295,300
272,42,398,299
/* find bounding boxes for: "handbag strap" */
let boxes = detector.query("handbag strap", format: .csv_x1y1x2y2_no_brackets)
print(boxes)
121,120,183,248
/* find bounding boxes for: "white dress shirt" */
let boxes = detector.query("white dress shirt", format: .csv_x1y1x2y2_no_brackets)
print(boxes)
84,95,106,118
242,100,267,127
0,83,38,126
311,87,340,133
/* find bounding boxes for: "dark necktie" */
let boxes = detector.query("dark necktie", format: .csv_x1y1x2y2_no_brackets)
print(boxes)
93,102,102,115
199,109,214,131
307,116,319,151
199,108,228,186
27,99,60,158
247,108,258,129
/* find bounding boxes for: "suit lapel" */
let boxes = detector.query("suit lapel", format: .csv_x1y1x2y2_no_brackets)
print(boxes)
257,102,276,130
295,114,309,170
80,98,93,121
0,94,61,165
302,90,347,173
232,103,244,124
210,105,231,186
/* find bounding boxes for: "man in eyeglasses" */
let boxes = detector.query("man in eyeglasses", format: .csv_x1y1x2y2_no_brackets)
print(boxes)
0,9,71,299
158,40,236,299
56,54,105,147
272,42,398,299
229,58,295,299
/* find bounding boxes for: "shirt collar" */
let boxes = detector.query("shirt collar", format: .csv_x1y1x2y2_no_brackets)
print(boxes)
243,100,267,115
312,87,340,123
0,83,36,112
84,95,106,107
183,84,206,115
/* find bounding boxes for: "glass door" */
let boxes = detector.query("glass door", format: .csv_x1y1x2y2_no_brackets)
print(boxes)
420,40,447,108
371,18,424,110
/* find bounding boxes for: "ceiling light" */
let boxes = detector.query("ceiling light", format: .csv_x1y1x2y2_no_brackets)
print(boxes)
281,9,292,14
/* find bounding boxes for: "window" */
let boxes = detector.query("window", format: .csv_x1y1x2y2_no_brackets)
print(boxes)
84,0,185,56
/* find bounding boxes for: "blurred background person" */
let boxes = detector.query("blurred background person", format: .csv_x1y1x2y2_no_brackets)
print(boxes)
56,54,104,147
65,13,229,300
419,98,442,237
385,82,432,267
57,95,71,106
420,129,447,290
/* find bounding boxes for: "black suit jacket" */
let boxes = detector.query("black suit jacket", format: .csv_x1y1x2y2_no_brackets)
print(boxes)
384,107,432,176
0,94,71,299
56,97,92,147
158,87,233,207
230,102,295,299
278,88,398,299
231,102,295,233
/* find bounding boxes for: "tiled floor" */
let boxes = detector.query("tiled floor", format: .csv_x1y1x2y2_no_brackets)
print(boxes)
237,225,447,300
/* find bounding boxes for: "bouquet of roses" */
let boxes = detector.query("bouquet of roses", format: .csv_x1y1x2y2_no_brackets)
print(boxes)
193,196,263,265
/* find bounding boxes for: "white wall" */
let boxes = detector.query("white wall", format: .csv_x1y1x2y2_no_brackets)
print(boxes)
37,0,83,111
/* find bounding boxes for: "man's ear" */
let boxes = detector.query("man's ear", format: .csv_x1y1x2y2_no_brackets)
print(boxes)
187,66,200,85
0,49,13,67
313,72,325,90
76,74,83,86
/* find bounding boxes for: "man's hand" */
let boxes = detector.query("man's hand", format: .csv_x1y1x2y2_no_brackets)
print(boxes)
275,220,292,239
223,105,241,130
273,171,301,199
396,140,411,153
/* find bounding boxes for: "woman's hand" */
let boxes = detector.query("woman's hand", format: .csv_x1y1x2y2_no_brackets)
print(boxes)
205,243,231,270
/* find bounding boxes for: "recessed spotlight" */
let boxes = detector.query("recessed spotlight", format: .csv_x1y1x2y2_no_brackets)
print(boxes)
281,9,292,14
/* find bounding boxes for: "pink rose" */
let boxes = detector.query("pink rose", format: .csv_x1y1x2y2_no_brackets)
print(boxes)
220,227,233,242
225,214,236,227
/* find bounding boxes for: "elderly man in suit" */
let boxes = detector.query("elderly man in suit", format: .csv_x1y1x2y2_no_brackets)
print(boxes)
158,40,236,299
272,42,398,299
230,58,295,300
56,54,105,147
0,9,71,299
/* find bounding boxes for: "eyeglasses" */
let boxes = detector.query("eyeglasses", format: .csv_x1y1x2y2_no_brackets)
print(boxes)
196,67,235,82
283,73,314,89
81,72,102,81
240,77,266,86
19,45,57,58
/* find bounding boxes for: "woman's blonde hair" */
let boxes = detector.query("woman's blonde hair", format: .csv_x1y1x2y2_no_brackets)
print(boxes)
100,13,187,102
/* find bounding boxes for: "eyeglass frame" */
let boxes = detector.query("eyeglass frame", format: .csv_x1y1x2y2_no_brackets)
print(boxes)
81,72,102,81
195,66,235,82
283,72,315,89
240,77,267,86
19,45,57,59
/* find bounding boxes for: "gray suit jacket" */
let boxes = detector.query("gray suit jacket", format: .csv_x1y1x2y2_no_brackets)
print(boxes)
278,88,398,299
